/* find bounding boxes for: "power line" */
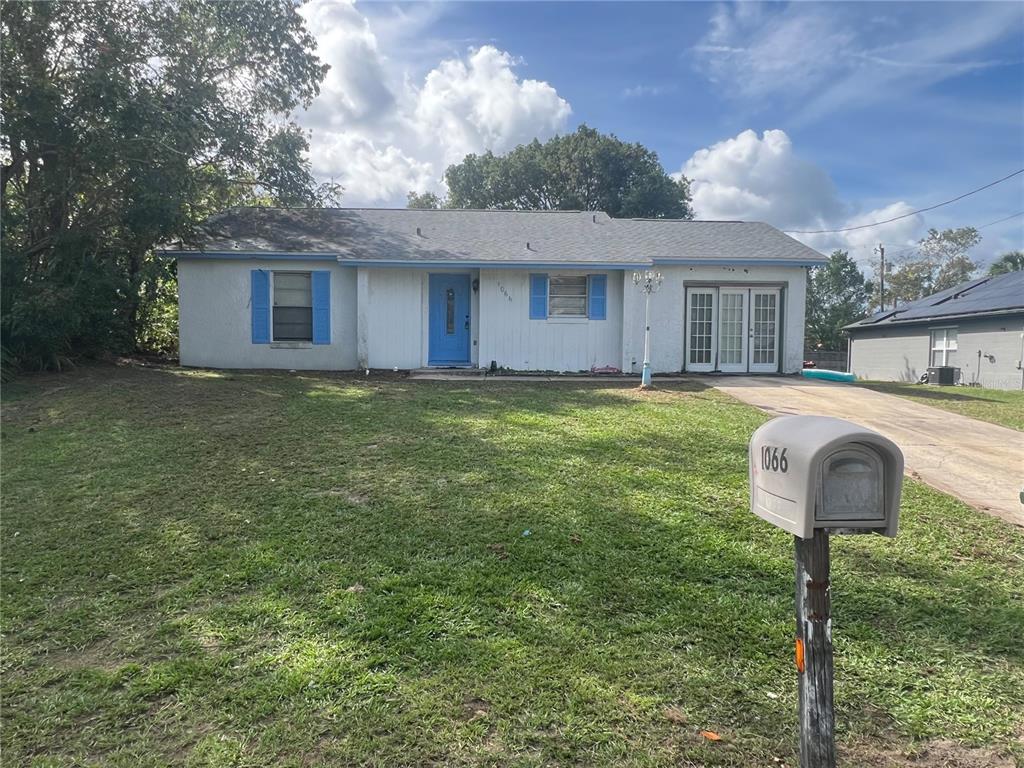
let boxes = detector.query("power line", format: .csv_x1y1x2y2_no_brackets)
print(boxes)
977,210,1024,229
784,168,1024,234
871,210,1024,255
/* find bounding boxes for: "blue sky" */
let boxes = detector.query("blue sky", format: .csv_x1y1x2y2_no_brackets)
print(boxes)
297,1,1024,266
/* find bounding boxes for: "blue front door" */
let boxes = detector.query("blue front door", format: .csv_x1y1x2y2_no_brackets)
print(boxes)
428,274,472,366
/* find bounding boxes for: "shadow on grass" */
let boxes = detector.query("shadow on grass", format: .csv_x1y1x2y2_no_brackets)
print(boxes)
3,363,1023,765
858,381,1006,404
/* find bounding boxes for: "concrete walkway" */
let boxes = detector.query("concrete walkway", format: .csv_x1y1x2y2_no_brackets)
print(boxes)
713,376,1024,527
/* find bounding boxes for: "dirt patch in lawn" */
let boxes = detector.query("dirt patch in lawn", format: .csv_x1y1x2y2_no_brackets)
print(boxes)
841,737,1017,767
56,638,126,673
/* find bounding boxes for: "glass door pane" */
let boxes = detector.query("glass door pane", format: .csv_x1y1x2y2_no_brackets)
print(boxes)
685,288,717,372
749,289,779,373
718,289,747,373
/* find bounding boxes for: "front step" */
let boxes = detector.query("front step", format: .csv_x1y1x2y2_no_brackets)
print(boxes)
409,367,486,380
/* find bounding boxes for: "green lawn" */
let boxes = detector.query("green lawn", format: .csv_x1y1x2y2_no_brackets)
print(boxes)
855,380,1024,431
2,366,1023,767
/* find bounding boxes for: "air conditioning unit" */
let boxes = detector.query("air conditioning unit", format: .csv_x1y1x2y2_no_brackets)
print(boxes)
926,366,959,386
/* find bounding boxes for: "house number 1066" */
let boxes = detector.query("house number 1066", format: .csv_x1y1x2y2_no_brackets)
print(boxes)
760,445,788,473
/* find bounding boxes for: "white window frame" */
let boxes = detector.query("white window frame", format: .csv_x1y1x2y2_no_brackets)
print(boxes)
547,274,589,319
271,270,313,343
929,326,958,367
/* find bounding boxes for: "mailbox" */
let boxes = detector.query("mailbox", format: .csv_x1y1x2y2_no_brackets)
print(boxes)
749,416,904,539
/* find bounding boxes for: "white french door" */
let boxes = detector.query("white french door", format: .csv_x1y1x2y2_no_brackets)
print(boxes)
685,287,717,372
684,286,781,373
748,288,780,373
717,288,748,373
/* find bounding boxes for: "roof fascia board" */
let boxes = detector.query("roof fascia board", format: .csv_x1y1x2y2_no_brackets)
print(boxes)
163,251,643,268
160,251,338,261
163,252,823,269
651,258,822,267
337,259,639,269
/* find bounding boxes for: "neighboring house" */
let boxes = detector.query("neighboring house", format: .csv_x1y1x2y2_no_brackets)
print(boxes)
846,270,1024,390
161,208,826,374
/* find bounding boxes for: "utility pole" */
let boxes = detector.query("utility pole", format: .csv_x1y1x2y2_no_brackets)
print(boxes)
874,244,886,311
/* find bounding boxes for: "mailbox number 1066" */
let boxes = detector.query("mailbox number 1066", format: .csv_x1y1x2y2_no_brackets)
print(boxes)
760,445,788,473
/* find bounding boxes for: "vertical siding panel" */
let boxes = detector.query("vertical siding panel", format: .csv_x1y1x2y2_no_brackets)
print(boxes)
480,269,622,371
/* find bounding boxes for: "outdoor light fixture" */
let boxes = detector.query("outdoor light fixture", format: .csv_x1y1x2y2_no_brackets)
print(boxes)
632,270,663,389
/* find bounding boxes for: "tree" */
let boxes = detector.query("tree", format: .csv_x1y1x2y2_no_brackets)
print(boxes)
885,227,981,305
805,251,870,350
988,250,1024,275
444,125,693,219
1,0,332,370
407,190,442,210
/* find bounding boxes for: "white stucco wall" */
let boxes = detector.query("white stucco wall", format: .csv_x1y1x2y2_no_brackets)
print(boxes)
177,260,810,375
621,265,808,374
850,314,1024,390
178,259,357,370
477,269,624,371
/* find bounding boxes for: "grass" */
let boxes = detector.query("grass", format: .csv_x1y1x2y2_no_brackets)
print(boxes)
855,380,1024,431
2,365,1023,767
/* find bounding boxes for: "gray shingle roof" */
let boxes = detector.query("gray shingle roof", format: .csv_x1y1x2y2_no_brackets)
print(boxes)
847,269,1024,330
162,207,826,266
612,218,827,262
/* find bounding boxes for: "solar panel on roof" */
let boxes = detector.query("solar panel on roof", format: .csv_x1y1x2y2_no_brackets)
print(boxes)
848,270,1024,328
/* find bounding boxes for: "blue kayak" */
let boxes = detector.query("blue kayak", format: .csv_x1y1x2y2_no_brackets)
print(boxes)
801,368,857,382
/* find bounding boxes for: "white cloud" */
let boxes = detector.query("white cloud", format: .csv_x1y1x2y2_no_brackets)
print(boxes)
414,46,572,170
680,129,925,261
693,3,1022,124
310,132,434,204
295,1,571,206
299,0,397,130
682,129,843,229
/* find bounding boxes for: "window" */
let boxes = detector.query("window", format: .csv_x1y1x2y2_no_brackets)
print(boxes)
273,271,312,341
929,327,958,367
445,288,456,334
548,275,588,317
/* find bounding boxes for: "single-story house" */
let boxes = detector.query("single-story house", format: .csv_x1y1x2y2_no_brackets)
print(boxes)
846,269,1024,390
161,207,827,374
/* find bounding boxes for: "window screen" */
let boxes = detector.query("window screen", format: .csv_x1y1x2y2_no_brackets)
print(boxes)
273,272,313,341
548,275,588,317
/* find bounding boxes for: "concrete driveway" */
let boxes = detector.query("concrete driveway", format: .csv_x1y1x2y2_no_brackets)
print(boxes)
714,376,1024,527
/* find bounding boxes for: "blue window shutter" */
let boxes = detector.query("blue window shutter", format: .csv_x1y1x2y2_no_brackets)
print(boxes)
529,274,548,320
311,270,331,345
251,269,270,344
588,274,607,320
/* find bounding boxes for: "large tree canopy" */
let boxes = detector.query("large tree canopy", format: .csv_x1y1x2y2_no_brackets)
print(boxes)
443,125,693,219
805,250,870,351
884,227,980,307
1,0,332,370
988,250,1024,275
406,190,442,210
